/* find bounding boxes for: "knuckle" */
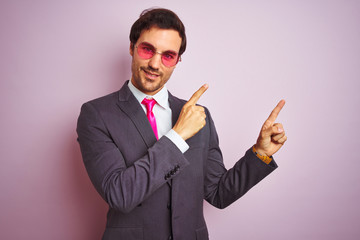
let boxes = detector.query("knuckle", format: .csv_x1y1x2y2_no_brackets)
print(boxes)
279,136,287,143
264,120,272,127
188,105,195,111
183,102,190,109
278,132,285,137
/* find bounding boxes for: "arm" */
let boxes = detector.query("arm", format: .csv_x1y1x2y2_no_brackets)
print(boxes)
170,84,283,209
203,99,288,208
203,109,277,209
77,102,189,213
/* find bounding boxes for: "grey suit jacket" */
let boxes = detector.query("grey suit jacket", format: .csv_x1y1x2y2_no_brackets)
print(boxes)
77,81,277,240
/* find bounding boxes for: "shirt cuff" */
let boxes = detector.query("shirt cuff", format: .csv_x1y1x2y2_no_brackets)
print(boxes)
165,129,189,153
252,145,273,164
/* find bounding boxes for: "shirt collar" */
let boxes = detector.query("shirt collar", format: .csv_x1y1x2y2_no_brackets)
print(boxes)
128,80,169,109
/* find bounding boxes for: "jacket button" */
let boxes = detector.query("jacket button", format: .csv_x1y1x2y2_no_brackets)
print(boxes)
167,203,171,210
165,173,171,180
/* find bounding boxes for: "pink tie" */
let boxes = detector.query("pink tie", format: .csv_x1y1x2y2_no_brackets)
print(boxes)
141,98,159,140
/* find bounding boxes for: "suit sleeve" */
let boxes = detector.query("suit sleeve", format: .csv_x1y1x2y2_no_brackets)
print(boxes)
76,102,189,213
203,109,278,209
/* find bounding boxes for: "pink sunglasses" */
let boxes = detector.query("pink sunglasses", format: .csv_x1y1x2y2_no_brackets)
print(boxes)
136,42,181,67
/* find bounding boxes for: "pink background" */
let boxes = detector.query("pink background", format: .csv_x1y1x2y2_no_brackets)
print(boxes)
1,1,360,239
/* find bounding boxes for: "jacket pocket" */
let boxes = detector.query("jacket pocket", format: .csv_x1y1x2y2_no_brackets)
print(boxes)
102,227,143,240
195,226,209,240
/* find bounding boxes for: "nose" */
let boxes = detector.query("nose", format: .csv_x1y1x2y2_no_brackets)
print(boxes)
148,52,162,70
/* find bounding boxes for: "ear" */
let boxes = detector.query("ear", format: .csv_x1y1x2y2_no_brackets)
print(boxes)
129,43,134,56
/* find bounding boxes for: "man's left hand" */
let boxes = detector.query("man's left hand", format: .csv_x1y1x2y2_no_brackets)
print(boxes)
255,99,287,157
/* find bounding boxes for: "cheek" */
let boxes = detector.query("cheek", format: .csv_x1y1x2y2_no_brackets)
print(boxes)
159,68,175,83
164,68,175,77
131,59,137,72
133,55,147,68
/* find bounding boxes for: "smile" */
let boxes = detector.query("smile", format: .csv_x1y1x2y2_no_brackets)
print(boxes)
143,69,160,79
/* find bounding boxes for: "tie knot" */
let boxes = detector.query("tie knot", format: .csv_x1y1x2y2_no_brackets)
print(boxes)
141,98,157,112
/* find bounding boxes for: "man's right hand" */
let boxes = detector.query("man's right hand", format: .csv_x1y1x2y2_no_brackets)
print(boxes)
173,84,209,140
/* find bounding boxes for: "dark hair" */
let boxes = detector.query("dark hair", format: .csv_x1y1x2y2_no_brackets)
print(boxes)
129,8,186,56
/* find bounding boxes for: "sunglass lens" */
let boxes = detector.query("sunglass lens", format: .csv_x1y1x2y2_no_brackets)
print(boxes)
137,43,155,59
161,52,178,67
137,42,179,67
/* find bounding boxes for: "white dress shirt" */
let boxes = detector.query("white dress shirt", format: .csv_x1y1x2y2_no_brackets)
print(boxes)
128,81,189,153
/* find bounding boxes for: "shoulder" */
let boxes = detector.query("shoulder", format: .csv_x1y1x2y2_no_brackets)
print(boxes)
77,91,122,122
84,91,118,106
80,91,120,113
82,80,131,108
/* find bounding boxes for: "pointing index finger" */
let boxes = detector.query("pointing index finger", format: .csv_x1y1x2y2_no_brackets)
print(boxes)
187,84,209,105
267,99,285,124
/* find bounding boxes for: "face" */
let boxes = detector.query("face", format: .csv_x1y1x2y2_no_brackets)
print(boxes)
130,27,182,95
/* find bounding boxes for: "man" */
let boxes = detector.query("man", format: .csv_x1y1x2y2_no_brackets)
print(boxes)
77,8,287,240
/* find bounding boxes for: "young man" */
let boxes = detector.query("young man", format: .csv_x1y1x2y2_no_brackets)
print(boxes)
77,8,287,240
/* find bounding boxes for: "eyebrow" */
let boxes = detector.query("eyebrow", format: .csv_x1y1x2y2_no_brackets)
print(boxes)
141,41,179,54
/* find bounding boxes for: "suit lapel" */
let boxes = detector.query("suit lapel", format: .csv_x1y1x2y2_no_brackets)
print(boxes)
116,83,185,190
116,81,157,148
